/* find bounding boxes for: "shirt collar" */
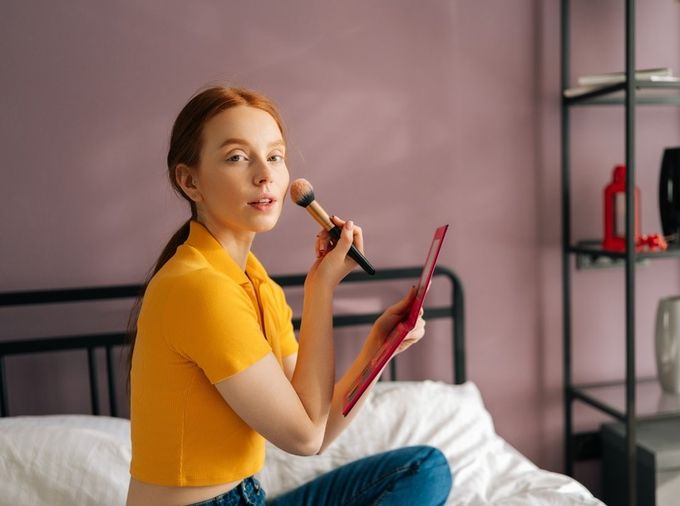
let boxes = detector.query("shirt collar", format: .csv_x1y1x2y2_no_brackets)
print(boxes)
184,220,267,286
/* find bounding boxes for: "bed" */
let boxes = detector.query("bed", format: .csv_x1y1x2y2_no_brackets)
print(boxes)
0,266,603,505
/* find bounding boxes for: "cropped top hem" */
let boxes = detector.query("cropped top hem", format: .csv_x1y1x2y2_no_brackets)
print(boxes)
129,458,264,487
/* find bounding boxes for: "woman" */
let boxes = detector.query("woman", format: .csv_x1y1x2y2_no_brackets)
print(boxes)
125,86,452,506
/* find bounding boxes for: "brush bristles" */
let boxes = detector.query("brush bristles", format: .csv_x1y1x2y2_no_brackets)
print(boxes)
290,178,315,207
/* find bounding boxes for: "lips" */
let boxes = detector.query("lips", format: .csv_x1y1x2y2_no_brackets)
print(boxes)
248,194,276,205
247,193,277,209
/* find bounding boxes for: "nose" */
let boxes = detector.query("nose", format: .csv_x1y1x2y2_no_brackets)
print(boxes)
252,156,273,186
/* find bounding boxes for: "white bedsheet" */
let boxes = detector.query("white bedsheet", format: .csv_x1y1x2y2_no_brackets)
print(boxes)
258,381,603,505
0,381,603,506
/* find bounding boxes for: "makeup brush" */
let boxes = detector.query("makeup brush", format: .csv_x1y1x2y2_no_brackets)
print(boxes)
290,178,376,275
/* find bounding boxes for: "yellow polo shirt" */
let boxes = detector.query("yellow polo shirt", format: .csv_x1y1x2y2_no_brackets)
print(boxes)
129,220,299,486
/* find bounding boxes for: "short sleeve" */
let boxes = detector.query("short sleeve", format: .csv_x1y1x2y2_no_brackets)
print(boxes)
164,271,272,384
271,282,299,358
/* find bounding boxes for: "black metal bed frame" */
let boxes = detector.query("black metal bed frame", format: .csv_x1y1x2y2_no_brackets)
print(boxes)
0,265,465,418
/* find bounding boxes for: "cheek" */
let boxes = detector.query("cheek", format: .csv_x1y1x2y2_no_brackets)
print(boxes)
278,167,290,195
280,165,290,183
202,179,241,209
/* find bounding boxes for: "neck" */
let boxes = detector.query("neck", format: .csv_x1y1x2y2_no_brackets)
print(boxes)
196,216,255,271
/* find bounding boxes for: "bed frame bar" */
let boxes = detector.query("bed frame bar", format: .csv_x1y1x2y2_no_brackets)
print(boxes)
0,266,464,417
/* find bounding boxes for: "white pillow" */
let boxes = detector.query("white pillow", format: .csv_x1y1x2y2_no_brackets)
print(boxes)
0,415,130,506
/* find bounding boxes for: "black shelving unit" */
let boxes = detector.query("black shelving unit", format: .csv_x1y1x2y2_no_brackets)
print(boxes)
561,1,680,505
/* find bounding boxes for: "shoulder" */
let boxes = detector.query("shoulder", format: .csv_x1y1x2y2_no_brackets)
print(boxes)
177,269,244,305
147,266,246,314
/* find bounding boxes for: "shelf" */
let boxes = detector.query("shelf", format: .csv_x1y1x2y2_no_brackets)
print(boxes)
570,240,680,269
570,378,680,422
564,80,680,106
558,1,680,499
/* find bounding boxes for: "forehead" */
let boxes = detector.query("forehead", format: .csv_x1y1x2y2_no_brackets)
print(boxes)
202,105,283,149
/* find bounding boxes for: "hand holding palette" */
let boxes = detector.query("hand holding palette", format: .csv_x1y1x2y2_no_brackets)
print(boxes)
342,225,449,417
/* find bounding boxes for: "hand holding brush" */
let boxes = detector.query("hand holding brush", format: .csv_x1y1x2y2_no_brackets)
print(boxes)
289,178,376,275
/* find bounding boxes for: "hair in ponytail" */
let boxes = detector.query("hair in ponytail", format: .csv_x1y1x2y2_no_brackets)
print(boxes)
125,86,286,392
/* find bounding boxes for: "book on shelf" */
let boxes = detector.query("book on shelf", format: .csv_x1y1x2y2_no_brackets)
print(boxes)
577,67,673,86
563,69,680,98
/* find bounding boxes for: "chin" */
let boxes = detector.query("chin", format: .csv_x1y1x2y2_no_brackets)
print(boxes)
252,216,280,233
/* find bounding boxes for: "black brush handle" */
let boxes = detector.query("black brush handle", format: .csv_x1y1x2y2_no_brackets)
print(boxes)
329,225,376,275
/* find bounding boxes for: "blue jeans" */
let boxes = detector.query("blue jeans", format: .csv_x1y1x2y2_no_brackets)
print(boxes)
189,477,265,506
189,445,452,506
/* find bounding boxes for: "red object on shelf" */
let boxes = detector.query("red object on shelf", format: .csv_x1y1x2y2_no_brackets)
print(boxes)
636,233,668,252
602,164,640,252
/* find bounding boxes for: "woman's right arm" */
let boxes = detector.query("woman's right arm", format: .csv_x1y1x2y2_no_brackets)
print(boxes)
215,219,362,456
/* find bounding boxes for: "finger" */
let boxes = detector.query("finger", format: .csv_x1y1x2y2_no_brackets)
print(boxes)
390,286,417,314
351,223,364,254
315,234,324,258
405,327,425,343
331,216,364,254
402,336,420,346
396,337,419,353
329,220,355,259
405,319,425,338
318,229,333,253
330,215,346,227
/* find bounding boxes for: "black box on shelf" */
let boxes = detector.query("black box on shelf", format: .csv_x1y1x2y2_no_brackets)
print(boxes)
601,418,680,506
659,147,680,244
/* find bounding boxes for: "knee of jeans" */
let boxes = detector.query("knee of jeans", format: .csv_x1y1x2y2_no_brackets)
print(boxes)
397,446,452,503
410,446,447,468
415,447,452,483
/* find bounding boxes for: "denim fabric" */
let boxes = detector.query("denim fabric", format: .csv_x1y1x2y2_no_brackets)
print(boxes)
269,445,452,506
188,477,265,506
190,445,452,506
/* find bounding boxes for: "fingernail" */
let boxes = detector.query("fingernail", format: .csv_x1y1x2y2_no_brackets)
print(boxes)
347,220,354,230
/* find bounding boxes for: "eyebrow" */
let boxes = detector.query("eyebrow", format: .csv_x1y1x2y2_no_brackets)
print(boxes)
217,137,285,150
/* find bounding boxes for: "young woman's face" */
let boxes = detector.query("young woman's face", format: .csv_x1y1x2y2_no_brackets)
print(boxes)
195,105,289,235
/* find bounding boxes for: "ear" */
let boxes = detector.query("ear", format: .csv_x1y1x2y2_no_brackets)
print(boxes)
175,164,202,203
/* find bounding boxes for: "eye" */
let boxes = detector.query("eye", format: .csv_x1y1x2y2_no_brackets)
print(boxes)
268,153,285,163
226,153,248,163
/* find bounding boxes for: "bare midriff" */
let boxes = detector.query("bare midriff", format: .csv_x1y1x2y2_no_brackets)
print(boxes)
125,477,241,506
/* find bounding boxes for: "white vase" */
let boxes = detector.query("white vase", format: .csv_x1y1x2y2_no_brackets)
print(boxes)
655,296,680,394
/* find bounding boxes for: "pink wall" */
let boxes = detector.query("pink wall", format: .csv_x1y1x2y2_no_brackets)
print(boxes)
1,0,679,492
